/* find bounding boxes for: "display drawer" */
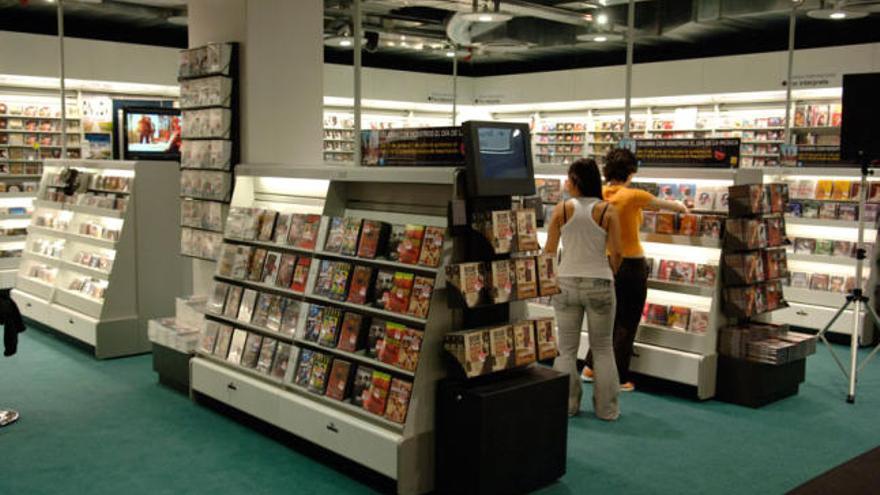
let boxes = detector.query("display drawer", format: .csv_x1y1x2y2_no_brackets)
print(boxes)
192,358,232,403
764,302,858,336
277,388,400,479
12,288,51,324
630,342,717,399
48,304,99,346
192,358,400,479
629,342,703,386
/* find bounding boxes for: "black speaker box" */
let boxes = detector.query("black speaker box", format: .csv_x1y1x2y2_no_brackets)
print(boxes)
436,366,568,495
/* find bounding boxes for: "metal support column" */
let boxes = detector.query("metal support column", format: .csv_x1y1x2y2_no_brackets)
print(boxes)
623,0,635,140
58,0,67,159
353,0,363,167
452,50,458,126
784,4,797,145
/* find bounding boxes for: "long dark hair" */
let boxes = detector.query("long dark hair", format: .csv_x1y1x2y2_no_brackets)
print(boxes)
568,159,603,199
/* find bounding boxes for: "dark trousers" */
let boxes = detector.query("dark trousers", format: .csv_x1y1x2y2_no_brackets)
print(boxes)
585,258,648,383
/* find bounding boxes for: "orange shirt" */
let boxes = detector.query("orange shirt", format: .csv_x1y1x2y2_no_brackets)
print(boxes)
603,184,654,258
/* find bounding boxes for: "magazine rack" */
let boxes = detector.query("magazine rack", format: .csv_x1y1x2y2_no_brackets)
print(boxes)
189,164,459,495
532,165,760,399
11,159,185,358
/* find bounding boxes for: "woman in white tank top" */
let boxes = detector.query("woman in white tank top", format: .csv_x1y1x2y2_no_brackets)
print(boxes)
545,159,623,420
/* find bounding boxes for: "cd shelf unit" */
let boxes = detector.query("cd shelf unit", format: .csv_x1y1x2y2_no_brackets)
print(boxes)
0,95,82,285
507,95,842,167
11,159,185,359
190,164,457,495
760,167,878,342
532,164,760,399
178,42,239,262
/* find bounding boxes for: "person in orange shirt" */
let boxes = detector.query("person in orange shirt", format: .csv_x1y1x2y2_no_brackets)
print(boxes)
582,148,688,392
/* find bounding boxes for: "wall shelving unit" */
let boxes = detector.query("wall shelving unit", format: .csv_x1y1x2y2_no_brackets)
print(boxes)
190,164,457,495
11,159,185,358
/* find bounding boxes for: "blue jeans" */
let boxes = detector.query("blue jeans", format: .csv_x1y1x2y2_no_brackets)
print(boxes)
552,277,619,420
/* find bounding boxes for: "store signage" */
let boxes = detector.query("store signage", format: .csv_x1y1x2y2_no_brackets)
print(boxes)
791,72,840,89
797,145,850,167
361,126,464,167
635,138,741,168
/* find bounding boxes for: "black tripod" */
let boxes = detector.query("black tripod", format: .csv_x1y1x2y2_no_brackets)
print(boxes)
816,159,880,403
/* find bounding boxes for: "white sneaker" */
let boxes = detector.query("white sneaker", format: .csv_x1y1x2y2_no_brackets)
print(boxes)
581,367,594,383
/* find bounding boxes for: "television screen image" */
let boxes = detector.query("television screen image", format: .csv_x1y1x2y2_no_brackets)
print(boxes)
477,127,530,180
124,109,181,160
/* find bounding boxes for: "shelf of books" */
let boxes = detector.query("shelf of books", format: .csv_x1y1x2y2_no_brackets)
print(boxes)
11,159,185,358
532,164,760,399
760,168,877,342
191,164,458,495
179,42,239,262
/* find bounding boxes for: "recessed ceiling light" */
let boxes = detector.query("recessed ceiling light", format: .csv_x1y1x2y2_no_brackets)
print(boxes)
386,41,396,47
806,8,868,20
446,51,456,57
460,11,513,23
576,32,624,43
325,35,367,48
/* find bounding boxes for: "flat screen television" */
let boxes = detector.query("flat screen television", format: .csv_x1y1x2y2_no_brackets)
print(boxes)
122,107,182,160
463,121,535,198
841,72,880,162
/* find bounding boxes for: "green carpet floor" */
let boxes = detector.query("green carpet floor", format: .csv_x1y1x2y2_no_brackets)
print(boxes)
2,327,879,494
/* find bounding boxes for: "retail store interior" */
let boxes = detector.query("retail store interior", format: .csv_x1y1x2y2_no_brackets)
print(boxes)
2,1,880,494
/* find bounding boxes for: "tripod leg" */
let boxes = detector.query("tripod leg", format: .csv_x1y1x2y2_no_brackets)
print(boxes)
848,299,861,403
819,300,853,379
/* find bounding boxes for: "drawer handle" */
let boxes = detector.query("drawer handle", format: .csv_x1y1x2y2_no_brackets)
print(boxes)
25,302,32,308
796,310,808,316
68,318,75,324
227,383,237,391
326,422,339,433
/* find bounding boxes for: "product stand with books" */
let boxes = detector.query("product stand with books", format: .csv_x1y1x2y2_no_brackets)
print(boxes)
190,164,457,495
531,165,761,399
178,42,239,262
761,167,879,343
717,182,816,407
11,159,185,358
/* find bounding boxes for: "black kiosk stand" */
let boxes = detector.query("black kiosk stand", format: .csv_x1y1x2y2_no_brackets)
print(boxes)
436,122,568,495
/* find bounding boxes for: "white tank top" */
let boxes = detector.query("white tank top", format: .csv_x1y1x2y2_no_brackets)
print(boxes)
558,197,614,280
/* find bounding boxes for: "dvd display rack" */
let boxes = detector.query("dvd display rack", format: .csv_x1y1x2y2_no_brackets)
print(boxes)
178,42,239,261
190,164,458,495
11,159,185,358
760,167,878,342
531,164,760,399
